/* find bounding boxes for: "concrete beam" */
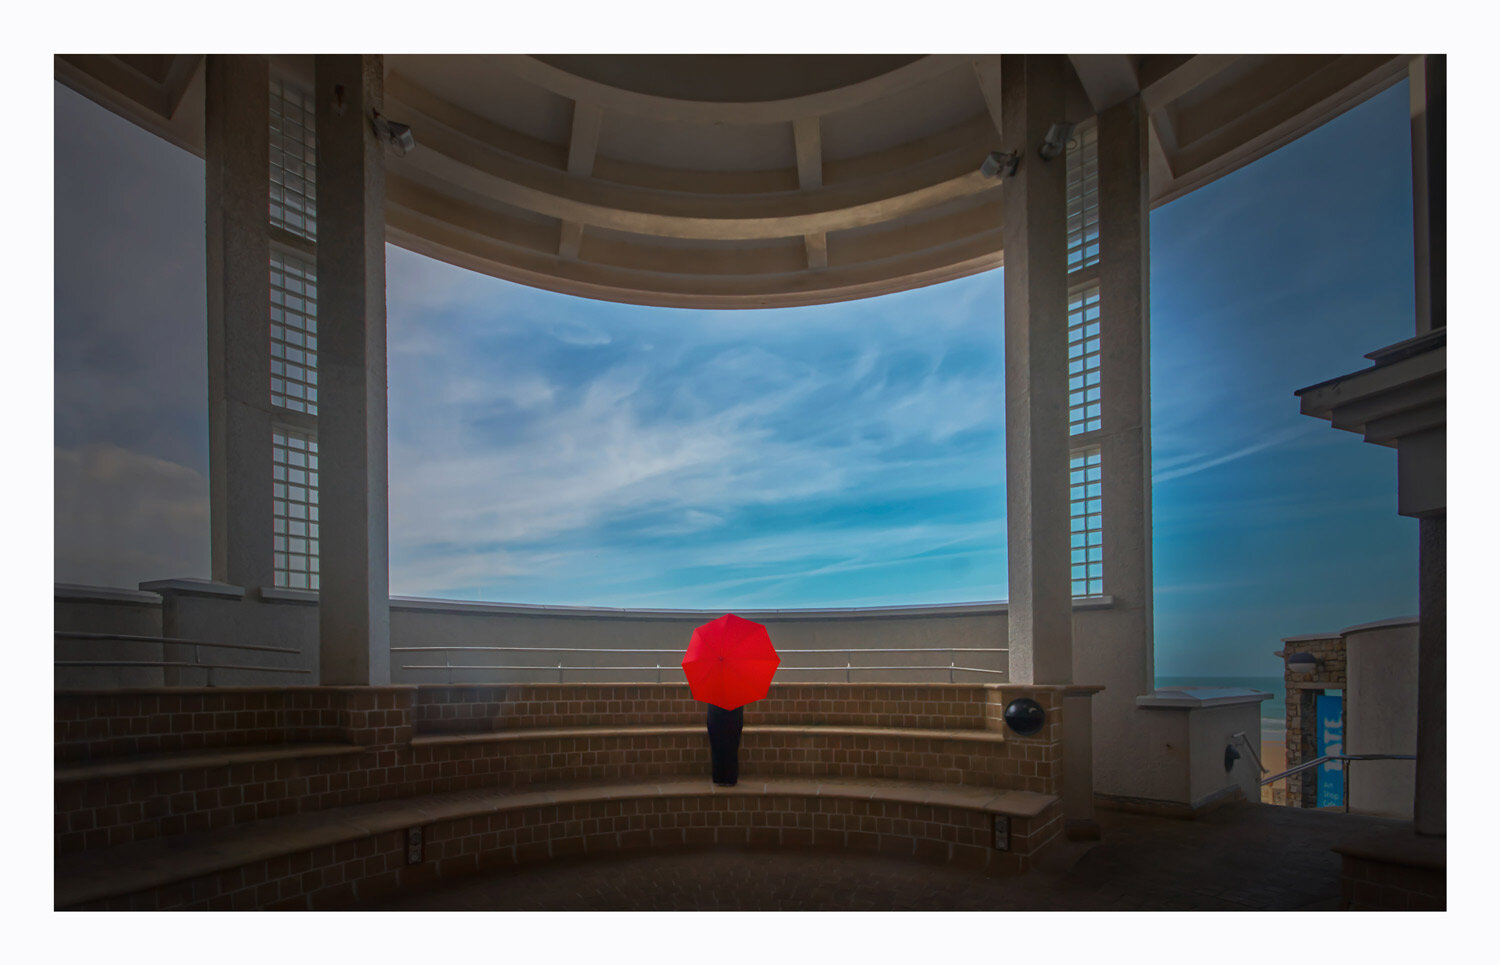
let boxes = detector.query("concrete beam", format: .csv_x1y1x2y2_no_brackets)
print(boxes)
1068,56,1140,114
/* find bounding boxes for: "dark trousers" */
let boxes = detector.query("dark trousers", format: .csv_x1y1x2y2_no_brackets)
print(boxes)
705,704,744,785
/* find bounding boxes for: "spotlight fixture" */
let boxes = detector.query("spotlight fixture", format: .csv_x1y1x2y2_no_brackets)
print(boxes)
1003,698,1046,736
1224,743,1241,773
371,110,416,156
1037,121,1076,161
980,150,1021,179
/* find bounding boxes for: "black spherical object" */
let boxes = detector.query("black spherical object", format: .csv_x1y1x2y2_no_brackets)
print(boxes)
1003,698,1046,736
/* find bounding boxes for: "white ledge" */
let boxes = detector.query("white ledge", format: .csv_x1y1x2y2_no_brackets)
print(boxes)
1281,615,1418,646
1340,615,1418,634
257,586,319,605
1136,688,1272,710
54,583,162,606
136,579,245,600
1279,632,1340,644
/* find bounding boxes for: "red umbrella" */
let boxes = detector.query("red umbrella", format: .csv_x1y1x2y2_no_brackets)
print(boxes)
681,614,781,710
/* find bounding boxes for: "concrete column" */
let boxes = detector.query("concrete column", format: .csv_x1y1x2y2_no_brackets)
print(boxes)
315,55,391,685
205,55,275,590
1409,55,1445,336
1080,95,1156,803
1001,54,1072,685
1409,54,1445,838
1095,96,1152,677
1413,516,1445,835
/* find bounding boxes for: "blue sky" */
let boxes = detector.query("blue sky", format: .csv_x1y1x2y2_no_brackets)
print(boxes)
54,75,1419,676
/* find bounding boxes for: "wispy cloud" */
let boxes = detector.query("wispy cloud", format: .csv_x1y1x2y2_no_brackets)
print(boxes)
1152,422,1320,485
384,248,1007,604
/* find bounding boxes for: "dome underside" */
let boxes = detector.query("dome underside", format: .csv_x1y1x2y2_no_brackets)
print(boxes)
56,52,1412,310
381,54,1011,308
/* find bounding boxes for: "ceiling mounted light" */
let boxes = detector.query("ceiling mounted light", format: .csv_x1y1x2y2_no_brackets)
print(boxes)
371,110,416,156
1037,121,1076,161
980,150,1020,179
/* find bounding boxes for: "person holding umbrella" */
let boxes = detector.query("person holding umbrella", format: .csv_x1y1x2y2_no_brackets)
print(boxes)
681,614,781,786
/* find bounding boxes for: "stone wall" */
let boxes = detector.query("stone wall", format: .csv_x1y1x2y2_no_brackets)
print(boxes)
1277,635,1346,808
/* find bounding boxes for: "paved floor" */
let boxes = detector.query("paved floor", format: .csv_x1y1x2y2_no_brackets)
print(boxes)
370,801,1410,911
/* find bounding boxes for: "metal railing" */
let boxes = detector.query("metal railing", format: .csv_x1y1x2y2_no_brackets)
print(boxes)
391,645,1008,684
55,631,309,684
1232,732,1415,815
1257,753,1416,788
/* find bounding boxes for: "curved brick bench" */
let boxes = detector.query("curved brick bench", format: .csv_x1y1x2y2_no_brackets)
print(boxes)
56,777,1059,910
55,682,1087,909
55,743,366,851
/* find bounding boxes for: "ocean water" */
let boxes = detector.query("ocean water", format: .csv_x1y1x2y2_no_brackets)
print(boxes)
1155,675,1286,742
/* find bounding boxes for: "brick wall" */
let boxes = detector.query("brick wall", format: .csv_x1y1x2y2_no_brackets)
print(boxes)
411,683,994,733
53,688,408,762
1339,854,1445,910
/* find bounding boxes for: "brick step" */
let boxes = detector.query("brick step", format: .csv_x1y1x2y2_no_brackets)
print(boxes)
54,742,365,783
57,723,1035,854
411,723,1007,745
54,743,368,853
55,777,1059,910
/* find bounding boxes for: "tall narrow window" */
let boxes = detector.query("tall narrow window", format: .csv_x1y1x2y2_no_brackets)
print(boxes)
269,249,318,415
1070,448,1103,597
269,79,317,240
273,427,320,590
1066,121,1099,274
1068,283,1102,434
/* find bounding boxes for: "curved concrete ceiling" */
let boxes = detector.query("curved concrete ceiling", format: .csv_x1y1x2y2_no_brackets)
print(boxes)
56,52,1411,310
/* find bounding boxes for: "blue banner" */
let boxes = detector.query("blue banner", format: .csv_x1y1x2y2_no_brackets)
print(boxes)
1315,694,1344,808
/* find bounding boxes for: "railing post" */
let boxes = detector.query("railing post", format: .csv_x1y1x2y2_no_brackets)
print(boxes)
196,643,214,688
846,658,852,683
445,651,452,686
949,658,955,684
558,660,564,684
656,663,662,684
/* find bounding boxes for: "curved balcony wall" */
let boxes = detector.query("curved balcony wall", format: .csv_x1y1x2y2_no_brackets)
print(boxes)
55,581,1117,689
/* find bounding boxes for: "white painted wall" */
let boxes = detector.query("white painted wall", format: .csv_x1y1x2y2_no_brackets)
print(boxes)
1345,619,1419,819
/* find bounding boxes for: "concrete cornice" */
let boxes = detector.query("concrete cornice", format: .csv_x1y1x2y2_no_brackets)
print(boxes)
1297,330,1445,448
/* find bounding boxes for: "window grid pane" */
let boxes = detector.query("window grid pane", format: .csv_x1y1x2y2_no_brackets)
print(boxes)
1070,448,1103,597
1066,122,1099,273
269,249,319,415
269,79,317,240
272,427,320,590
1068,282,1102,435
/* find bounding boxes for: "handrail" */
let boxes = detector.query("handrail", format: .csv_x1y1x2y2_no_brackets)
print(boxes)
1257,753,1415,787
55,631,300,655
394,642,1006,684
55,631,306,686
398,660,1005,684
390,645,1007,654
55,660,311,675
